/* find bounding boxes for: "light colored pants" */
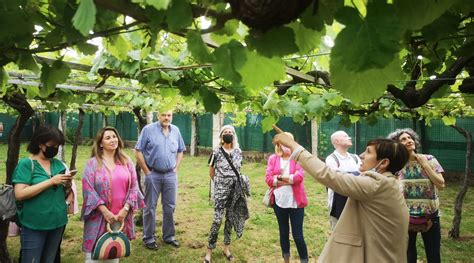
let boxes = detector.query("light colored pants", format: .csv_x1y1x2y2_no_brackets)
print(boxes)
329,216,338,231
142,170,177,244
85,253,119,263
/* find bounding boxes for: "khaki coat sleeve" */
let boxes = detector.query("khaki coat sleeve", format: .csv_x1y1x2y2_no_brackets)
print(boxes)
295,150,382,201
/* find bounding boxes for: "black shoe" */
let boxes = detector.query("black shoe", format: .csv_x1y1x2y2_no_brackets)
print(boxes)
144,242,159,250
165,239,180,248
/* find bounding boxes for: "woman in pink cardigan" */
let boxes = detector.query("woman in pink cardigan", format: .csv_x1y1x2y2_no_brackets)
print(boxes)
265,132,308,263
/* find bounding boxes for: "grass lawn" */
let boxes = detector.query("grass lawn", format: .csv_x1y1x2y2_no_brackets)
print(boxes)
1,143,474,262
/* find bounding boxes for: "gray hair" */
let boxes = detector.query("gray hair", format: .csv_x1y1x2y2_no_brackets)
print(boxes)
387,128,421,151
219,125,240,149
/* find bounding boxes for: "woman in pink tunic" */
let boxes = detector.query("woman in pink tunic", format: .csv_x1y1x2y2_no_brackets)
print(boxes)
81,127,144,262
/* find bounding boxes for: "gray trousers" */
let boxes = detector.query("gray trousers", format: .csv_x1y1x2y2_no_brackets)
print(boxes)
142,170,177,244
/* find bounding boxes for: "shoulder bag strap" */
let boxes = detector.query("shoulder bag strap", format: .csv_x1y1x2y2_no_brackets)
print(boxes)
219,147,244,189
330,153,340,168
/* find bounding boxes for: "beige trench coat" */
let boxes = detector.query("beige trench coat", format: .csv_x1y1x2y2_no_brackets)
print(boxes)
295,150,408,263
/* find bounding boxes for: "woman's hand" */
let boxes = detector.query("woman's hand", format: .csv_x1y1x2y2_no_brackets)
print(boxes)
273,133,300,152
115,207,129,223
414,154,428,166
415,154,445,189
50,174,73,186
98,205,116,224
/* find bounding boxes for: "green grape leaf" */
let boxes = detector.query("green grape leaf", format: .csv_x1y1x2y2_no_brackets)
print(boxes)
199,87,221,113
76,42,98,56
421,12,460,42
323,91,344,106
441,116,456,126
40,60,71,97
303,95,326,115
212,40,246,83
17,53,39,73
282,100,305,117
186,31,214,63
26,86,40,99
245,26,298,57
349,115,360,123
44,28,64,47
0,67,8,90
0,8,34,47
288,22,324,54
108,35,131,60
395,0,458,30
72,0,97,36
160,87,178,97
464,94,474,108
261,115,277,132
330,56,402,105
318,0,344,25
166,0,193,31
299,5,325,30
140,0,171,10
237,51,285,91
431,84,450,98
176,78,194,96
333,2,402,72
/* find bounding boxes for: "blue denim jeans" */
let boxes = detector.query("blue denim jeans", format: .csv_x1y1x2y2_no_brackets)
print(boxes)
273,205,308,261
20,225,65,263
407,215,441,263
142,171,177,244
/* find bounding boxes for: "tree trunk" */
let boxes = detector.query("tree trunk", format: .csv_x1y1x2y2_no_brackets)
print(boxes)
57,111,66,162
1,92,34,263
70,109,85,171
132,107,147,194
448,125,472,239
102,113,108,127
190,113,199,156
131,107,149,226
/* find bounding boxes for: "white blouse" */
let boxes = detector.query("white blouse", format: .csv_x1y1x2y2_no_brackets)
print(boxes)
274,159,297,208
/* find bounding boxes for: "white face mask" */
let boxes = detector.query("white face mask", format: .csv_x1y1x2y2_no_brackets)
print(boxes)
368,159,386,173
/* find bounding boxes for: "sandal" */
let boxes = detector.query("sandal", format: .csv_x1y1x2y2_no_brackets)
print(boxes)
203,256,211,263
223,251,235,261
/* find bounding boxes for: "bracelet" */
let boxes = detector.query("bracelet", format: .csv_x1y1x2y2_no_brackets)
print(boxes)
123,206,130,212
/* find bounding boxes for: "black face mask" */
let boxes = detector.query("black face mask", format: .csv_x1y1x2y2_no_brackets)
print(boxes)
43,146,59,159
222,134,233,144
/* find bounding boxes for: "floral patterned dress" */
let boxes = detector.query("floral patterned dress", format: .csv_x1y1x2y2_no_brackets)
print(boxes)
81,157,145,252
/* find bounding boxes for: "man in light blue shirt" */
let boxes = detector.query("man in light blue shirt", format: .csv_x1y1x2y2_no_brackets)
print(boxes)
135,111,185,250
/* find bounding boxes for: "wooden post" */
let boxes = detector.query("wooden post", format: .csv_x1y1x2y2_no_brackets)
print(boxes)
311,119,319,156
190,113,198,156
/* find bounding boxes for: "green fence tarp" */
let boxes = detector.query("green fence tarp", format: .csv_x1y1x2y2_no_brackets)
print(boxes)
0,112,472,172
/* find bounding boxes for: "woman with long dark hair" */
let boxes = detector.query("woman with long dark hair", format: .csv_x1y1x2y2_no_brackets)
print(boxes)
81,127,144,262
13,125,73,262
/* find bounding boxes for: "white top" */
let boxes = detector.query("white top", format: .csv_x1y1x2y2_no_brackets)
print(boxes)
325,150,361,210
274,159,297,208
